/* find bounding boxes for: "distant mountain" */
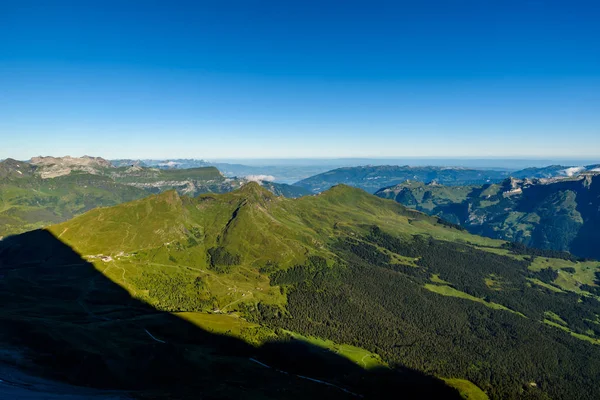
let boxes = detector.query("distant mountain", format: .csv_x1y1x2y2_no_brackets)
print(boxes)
376,172,600,259
111,158,334,184
0,157,309,237
257,180,311,198
108,165,310,198
0,167,148,238
511,164,600,179
294,165,512,193
0,158,37,179
294,164,600,194
2,183,600,399
112,160,600,189
109,165,231,195
110,158,148,167
30,155,113,178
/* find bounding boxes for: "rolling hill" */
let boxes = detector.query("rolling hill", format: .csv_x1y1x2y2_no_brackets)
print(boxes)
0,157,309,238
0,166,149,238
2,183,600,399
375,173,600,259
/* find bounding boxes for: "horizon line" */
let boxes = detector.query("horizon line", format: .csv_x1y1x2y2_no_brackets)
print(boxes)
3,155,600,162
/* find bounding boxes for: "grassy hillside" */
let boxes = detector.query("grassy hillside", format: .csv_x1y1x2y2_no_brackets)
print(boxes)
0,173,149,237
1,230,455,399
0,159,309,238
3,183,600,398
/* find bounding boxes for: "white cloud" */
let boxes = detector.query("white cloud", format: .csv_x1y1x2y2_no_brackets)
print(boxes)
158,161,180,167
561,167,585,177
245,174,276,182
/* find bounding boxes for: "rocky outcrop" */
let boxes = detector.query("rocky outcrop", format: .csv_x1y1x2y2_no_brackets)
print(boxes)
29,156,113,178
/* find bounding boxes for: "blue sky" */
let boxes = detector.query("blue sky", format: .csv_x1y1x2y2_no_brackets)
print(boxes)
1,0,599,160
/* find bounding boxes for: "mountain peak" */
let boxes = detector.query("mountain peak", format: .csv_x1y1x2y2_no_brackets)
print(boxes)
318,184,372,202
323,183,365,194
0,158,36,178
1,158,24,167
237,181,276,201
154,189,183,205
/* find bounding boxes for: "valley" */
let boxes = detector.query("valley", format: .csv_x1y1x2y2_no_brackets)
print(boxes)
375,173,600,259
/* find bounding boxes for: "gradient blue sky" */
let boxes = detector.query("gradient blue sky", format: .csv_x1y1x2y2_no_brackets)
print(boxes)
1,0,599,160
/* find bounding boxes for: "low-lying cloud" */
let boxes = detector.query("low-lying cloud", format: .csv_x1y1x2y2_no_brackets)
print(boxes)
245,174,276,183
561,167,585,177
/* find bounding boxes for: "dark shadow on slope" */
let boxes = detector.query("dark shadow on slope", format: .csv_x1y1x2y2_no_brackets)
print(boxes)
0,229,461,399
570,175,600,260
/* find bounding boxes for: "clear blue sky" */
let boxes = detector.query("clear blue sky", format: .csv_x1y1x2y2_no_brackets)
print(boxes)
1,0,599,160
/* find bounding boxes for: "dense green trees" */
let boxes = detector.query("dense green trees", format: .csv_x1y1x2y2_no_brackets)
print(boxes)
207,246,241,273
134,271,215,312
501,242,578,261
250,227,600,400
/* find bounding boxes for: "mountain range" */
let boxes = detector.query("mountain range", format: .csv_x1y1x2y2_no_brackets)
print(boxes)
111,158,334,184
294,164,600,194
2,183,600,399
2,156,600,399
375,173,600,260
0,157,308,238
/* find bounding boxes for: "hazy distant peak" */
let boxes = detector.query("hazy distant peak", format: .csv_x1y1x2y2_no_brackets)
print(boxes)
30,155,111,167
0,158,37,178
28,155,113,178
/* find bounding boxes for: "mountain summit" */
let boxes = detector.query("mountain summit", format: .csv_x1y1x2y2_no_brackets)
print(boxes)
0,158,36,178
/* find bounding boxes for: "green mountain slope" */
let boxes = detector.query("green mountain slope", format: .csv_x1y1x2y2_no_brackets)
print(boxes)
375,174,600,259
3,183,600,398
0,172,149,238
0,158,309,237
1,230,461,399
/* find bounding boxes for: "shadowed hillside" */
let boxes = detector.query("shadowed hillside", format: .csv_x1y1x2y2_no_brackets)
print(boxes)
0,229,460,399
